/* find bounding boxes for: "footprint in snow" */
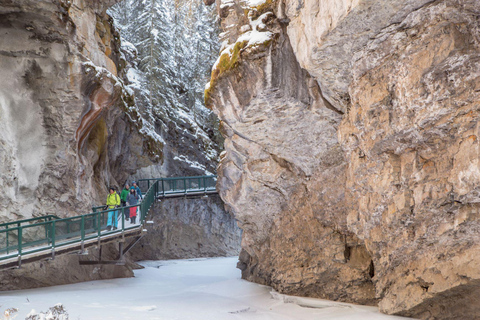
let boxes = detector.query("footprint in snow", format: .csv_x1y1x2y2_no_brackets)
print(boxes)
229,307,254,314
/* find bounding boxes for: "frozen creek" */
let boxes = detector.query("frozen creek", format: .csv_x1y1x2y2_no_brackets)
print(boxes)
0,257,410,319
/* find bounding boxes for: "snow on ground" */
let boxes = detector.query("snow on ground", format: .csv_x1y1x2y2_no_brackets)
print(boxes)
0,257,411,320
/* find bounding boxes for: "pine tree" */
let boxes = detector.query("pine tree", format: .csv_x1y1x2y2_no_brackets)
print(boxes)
108,0,223,169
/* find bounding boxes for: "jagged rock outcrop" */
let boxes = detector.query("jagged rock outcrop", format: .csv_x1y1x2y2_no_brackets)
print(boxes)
208,0,480,318
339,1,480,318
128,195,241,260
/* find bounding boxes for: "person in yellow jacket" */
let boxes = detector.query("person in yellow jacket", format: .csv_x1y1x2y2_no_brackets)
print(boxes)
106,187,120,231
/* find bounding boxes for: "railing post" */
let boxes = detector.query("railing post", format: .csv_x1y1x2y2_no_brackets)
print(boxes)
6,225,9,255
81,215,85,240
44,220,48,242
18,226,22,256
184,178,187,194
203,176,206,193
17,226,22,268
97,211,101,237
51,220,56,249
161,179,165,197
81,215,85,253
121,206,125,231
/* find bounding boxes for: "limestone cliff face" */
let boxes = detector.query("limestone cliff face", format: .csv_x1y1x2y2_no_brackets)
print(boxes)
208,0,480,318
0,0,159,220
208,0,374,305
0,0,159,287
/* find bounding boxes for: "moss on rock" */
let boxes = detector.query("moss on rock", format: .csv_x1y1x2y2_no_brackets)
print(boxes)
205,40,248,108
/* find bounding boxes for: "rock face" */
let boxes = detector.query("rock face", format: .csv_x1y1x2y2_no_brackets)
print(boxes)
0,0,157,287
128,195,241,260
0,0,158,220
208,0,480,318
340,1,480,318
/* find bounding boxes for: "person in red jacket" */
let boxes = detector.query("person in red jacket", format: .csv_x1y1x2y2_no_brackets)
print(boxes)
127,188,140,224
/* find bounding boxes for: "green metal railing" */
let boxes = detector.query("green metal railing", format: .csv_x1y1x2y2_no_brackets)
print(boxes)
0,204,143,261
0,215,60,229
0,215,60,257
0,175,217,265
138,175,217,197
92,175,217,212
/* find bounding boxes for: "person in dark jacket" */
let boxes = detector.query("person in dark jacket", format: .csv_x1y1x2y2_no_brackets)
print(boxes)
127,188,140,224
130,181,142,200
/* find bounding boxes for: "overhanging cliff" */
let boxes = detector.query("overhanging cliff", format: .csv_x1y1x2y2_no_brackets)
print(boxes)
0,0,162,220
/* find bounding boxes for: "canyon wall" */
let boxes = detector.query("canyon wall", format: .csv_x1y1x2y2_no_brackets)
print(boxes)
128,195,241,261
0,0,159,220
208,0,480,318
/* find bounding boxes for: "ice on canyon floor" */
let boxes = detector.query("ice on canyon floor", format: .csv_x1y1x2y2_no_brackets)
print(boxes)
0,257,411,320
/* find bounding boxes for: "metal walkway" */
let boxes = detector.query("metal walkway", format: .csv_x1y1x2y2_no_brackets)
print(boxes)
0,175,217,270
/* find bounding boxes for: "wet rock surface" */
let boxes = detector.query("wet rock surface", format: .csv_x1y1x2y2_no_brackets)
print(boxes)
209,0,480,318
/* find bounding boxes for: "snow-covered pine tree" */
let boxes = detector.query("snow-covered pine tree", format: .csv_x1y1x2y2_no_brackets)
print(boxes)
108,0,222,175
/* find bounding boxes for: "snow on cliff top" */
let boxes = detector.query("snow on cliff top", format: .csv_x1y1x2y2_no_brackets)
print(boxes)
245,0,267,7
211,12,273,74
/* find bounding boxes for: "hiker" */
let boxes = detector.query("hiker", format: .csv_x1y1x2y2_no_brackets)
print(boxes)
106,187,120,231
127,188,140,224
120,183,130,221
130,181,142,200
